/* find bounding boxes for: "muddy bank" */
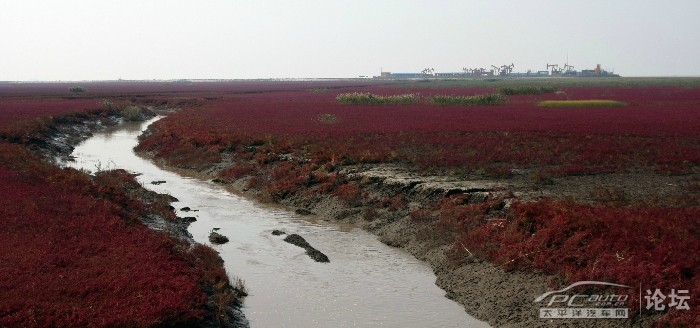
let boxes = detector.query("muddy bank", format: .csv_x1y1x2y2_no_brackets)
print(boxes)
77,120,485,327
27,105,165,163
20,110,249,328
136,149,661,328
271,166,656,328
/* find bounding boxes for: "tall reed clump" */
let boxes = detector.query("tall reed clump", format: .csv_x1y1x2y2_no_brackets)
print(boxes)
499,86,558,95
429,93,506,106
336,92,421,105
101,100,150,121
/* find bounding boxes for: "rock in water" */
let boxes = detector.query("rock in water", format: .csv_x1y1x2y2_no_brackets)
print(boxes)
283,234,330,263
209,231,229,244
306,248,330,263
181,216,197,222
283,234,312,248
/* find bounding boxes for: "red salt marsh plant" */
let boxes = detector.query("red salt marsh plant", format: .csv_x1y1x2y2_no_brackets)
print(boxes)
0,91,246,327
439,196,699,327
138,85,700,176
0,144,210,327
127,81,700,326
0,99,104,139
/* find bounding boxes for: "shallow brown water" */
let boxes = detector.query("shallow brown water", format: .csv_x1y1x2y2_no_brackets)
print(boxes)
67,117,489,328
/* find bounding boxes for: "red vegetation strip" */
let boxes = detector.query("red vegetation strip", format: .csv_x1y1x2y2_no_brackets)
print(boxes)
0,143,207,327
0,99,102,134
440,196,699,327
137,85,700,175
131,82,700,326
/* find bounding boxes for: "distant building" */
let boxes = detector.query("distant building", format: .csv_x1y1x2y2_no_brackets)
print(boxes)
434,72,465,78
377,63,619,79
388,72,425,79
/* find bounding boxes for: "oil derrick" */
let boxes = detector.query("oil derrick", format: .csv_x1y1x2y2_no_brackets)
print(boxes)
547,63,563,75
474,68,488,76
500,63,514,76
462,67,488,77
563,63,575,75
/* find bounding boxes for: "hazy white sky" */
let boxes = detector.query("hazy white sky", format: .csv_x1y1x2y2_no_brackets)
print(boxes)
1,0,699,80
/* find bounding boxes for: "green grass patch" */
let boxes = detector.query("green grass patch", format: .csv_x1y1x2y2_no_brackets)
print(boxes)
69,86,87,93
318,113,337,123
336,92,420,105
429,93,506,106
538,100,627,107
499,86,557,95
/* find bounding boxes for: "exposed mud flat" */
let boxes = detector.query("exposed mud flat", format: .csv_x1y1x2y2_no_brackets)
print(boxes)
33,117,120,162
340,163,694,205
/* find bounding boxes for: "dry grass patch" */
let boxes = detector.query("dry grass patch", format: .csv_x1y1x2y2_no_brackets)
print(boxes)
538,100,627,107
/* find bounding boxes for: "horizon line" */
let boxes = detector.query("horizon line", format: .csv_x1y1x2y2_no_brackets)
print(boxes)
3,75,700,83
